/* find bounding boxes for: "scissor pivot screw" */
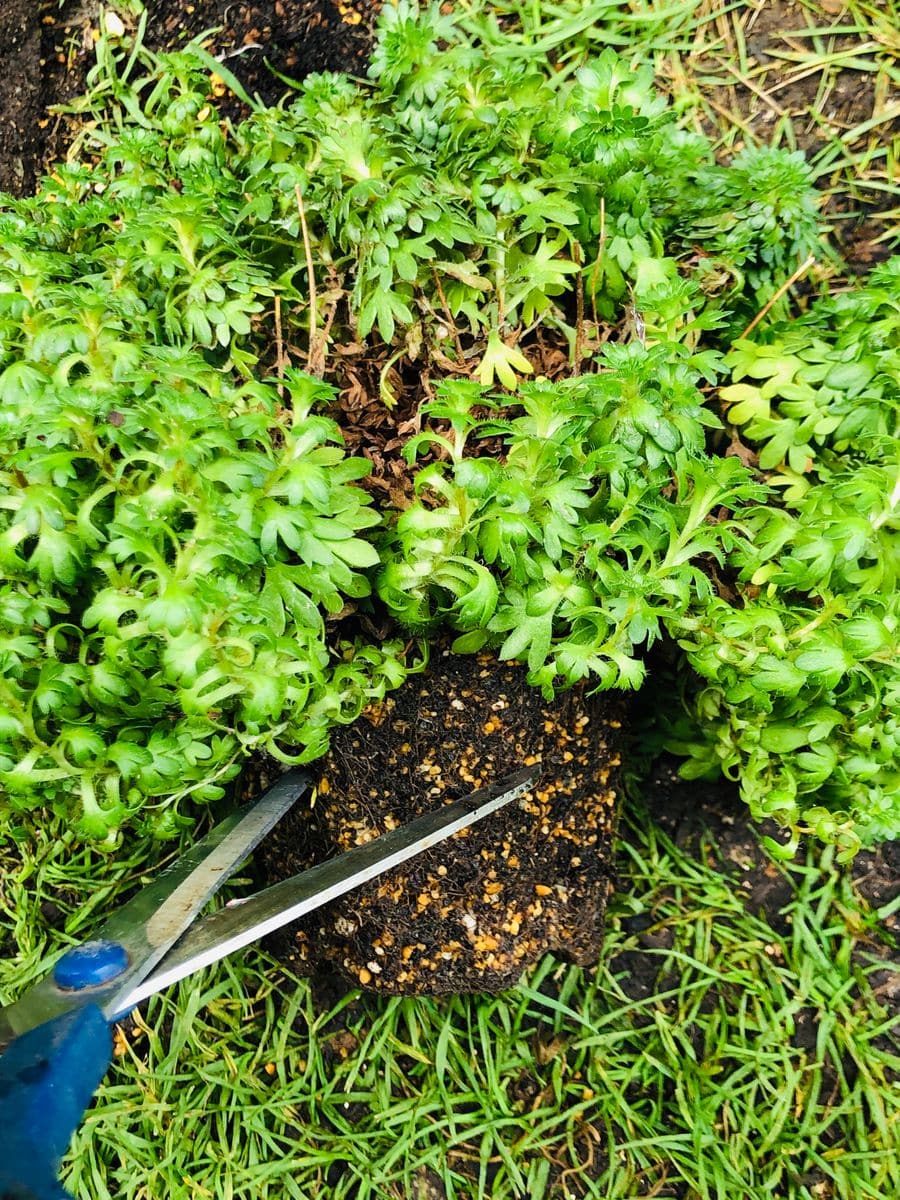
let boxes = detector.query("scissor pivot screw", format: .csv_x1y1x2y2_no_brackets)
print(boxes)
53,940,129,991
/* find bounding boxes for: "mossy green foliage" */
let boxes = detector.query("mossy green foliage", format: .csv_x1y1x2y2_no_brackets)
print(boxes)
0,4,895,853
669,264,900,850
0,362,407,840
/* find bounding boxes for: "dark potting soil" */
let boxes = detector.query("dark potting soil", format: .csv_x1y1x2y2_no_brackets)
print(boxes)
140,0,379,103
0,0,44,197
258,645,626,994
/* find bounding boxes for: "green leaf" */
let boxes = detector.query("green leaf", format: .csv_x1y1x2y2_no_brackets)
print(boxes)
719,383,768,426
794,644,850,676
332,538,380,568
758,725,809,753
478,332,533,390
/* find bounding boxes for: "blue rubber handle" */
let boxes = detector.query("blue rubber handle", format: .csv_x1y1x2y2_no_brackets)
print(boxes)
0,1005,112,1200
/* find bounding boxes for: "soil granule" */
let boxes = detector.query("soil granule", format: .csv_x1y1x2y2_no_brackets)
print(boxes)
258,646,625,994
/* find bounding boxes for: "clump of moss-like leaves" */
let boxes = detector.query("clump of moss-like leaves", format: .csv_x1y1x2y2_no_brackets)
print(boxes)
0,5,895,856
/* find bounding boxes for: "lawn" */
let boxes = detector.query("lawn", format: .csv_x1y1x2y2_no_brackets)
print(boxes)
53,792,899,1200
3,778,897,1197
0,1,898,1197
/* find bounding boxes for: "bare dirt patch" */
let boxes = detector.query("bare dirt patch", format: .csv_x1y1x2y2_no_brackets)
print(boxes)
259,645,626,994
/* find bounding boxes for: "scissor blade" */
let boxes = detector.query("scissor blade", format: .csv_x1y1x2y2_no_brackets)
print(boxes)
0,770,311,1046
114,767,537,1014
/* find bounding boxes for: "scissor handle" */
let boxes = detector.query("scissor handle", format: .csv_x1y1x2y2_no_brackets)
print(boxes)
0,1004,111,1200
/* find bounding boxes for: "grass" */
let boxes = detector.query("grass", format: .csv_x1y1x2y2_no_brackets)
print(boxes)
1,1,898,1197
11,801,886,1200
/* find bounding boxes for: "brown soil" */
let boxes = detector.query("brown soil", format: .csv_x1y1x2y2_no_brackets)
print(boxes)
714,0,886,155
141,0,380,99
0,0,44,196
258,646,625,994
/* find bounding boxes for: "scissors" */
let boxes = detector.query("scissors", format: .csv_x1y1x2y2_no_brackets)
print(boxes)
0,765,537,1200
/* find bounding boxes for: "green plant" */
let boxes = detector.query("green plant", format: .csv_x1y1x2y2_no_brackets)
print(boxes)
665,261,900,853
0,4,894,855
677,146,824,315
54,4,823,396
720,257,900,492
4,4,898,1196
374,324,898,854
378,346,761,696
0,356,408,843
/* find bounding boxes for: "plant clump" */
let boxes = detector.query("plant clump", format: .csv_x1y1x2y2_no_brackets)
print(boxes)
0,4,895,857
668,263,900,850
0,362,407,841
